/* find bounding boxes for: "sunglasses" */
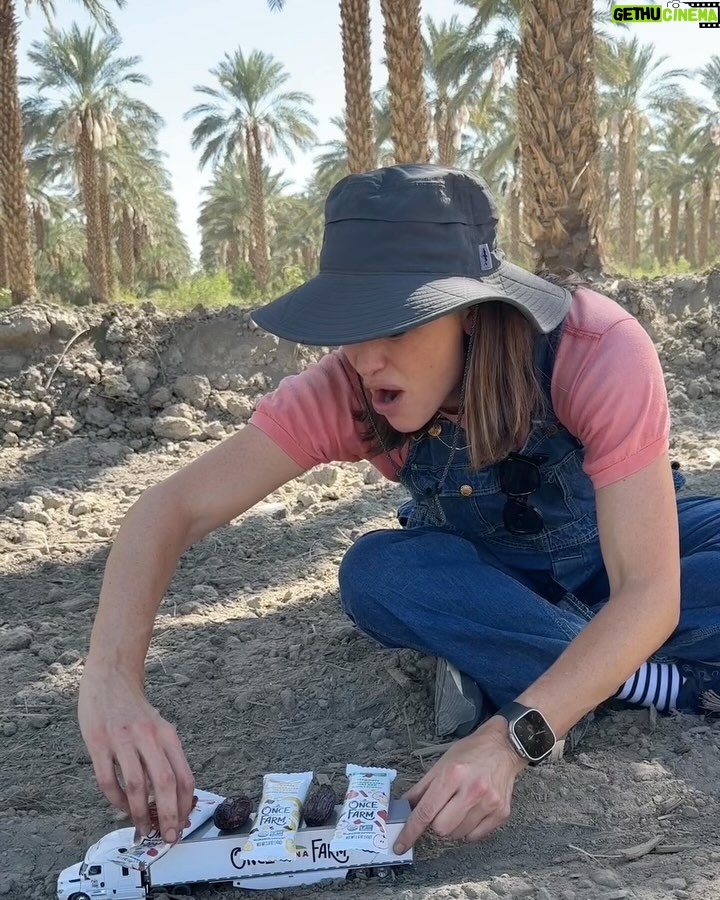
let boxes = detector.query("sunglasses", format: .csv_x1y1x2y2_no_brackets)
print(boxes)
499,453,544,535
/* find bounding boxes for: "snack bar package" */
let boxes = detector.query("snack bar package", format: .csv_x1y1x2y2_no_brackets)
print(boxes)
330,764,397,853
242,771,313,861
109,789,225,870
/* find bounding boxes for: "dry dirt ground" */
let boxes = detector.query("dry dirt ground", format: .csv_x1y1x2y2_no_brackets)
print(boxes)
1,274,720,900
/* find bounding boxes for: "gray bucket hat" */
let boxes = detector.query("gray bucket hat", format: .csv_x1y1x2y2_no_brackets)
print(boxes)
251,164,572,346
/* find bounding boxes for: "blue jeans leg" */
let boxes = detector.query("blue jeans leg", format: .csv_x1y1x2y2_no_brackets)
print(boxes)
338,526,588,708
657,496,720,662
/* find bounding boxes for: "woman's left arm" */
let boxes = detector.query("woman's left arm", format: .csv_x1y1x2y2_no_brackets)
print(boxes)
394,451,680,852
515,448,680,732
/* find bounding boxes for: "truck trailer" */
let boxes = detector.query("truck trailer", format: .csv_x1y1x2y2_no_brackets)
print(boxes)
57,799,414,896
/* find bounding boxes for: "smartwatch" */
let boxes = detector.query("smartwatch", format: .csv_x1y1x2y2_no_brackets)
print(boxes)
496,701,557,765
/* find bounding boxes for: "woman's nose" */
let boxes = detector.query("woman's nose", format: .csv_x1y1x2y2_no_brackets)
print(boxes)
346,340,386,376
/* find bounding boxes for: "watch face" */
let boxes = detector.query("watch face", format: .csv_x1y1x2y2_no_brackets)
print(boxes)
514,709,555,761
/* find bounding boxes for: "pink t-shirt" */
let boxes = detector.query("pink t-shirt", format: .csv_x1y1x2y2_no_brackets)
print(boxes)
249,288,670,490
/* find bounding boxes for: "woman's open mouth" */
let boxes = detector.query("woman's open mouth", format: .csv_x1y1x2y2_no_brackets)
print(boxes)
370,388,404,414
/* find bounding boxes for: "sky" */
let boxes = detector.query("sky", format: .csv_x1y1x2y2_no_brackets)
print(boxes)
16,0,719,263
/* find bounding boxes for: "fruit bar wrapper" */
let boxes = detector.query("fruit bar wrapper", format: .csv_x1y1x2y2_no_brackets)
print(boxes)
109,789,225,870
330,764,397,854
242,771,313,861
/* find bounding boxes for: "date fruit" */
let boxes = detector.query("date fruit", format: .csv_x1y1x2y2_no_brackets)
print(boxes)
302,784,337,827
213,795,253,832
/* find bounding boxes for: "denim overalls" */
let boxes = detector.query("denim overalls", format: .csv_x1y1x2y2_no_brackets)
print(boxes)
338,321,720,706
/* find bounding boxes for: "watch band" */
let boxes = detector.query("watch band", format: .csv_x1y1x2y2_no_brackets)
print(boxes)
496,701,532,723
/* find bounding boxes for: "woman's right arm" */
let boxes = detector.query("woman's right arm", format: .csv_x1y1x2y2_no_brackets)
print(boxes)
78,424,306,843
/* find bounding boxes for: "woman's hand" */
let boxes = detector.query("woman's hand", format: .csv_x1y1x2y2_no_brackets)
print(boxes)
393,716,526,853
78,665,196,844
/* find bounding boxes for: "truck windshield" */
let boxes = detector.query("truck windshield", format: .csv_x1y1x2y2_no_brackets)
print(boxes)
79,864,86,877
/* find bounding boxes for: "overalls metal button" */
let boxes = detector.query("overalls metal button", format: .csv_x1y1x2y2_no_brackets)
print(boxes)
428,423,442,437
459,484,473,496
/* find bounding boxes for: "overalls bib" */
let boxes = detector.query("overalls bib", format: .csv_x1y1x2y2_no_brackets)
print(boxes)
396,322,685,606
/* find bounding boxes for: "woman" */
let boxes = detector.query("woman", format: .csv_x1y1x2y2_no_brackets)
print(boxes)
78,164,720,857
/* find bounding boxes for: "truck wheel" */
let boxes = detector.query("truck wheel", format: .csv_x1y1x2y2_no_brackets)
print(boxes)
71,893,91,900
170,885,191,896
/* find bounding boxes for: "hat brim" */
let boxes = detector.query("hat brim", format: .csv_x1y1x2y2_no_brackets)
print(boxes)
251,260,572,346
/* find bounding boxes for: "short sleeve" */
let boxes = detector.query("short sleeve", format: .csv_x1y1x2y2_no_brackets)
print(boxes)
552,318,670,490
249,351,370,469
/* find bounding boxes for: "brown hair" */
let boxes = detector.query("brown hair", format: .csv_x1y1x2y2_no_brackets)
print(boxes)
354,271,586,470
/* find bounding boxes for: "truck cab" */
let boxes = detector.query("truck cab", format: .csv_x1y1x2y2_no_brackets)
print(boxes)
57,829,145,900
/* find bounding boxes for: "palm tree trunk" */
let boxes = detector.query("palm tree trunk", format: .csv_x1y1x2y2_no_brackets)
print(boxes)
669,187,680,263
710,198,718,248
652,205,663,268
684,197,696,268
79,125,109,303
0,221,8,289
341,0,375,173
32,204,46,251
618,112,636,268
698,177,711,266
119,205,134,288
99,158,115,297
436,99,456,166
509,179,521,260
0,0,37,304
380,0,430,164
246,124,270,291
517,0,603,273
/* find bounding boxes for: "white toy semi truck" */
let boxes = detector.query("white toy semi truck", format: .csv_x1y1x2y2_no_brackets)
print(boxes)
57,799,413,897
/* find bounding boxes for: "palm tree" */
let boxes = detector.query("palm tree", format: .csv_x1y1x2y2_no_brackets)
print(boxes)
380,0,430,164
186,48,316,291
423,16,490,166
0,0,124,304
268,0,375,173
515,0,604,272
692,56,720,265
597,36,686,267
312,100,393,196
24,24,156,303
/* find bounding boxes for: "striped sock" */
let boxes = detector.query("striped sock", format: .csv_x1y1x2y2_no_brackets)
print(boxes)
613,662,681,712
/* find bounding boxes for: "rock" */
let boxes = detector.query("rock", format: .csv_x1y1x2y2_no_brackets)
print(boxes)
665,878,687,890
153,417,202,441
1,723,18,737
591,869,622,889
159,403,194,420
10,501,42,520
29,714,50,729
174,375,211,409
304,466,339,487
509,884,534,898
0,627,32,651
84,403,115,428
102,373,133,398
297,490,317,509
225,394,255,420
3,420,23,433
682,805,700,819
124,359,159,382
54,414,80,432
173,674,191,685
0,308,51,349
203,421,227,440
128,416,154,435
149,387,172,408
191,584,219,602
3,433,19,447
132,374,151,395
32,401,51,418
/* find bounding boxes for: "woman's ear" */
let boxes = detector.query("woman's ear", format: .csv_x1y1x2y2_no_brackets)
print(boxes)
462,308,475,334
